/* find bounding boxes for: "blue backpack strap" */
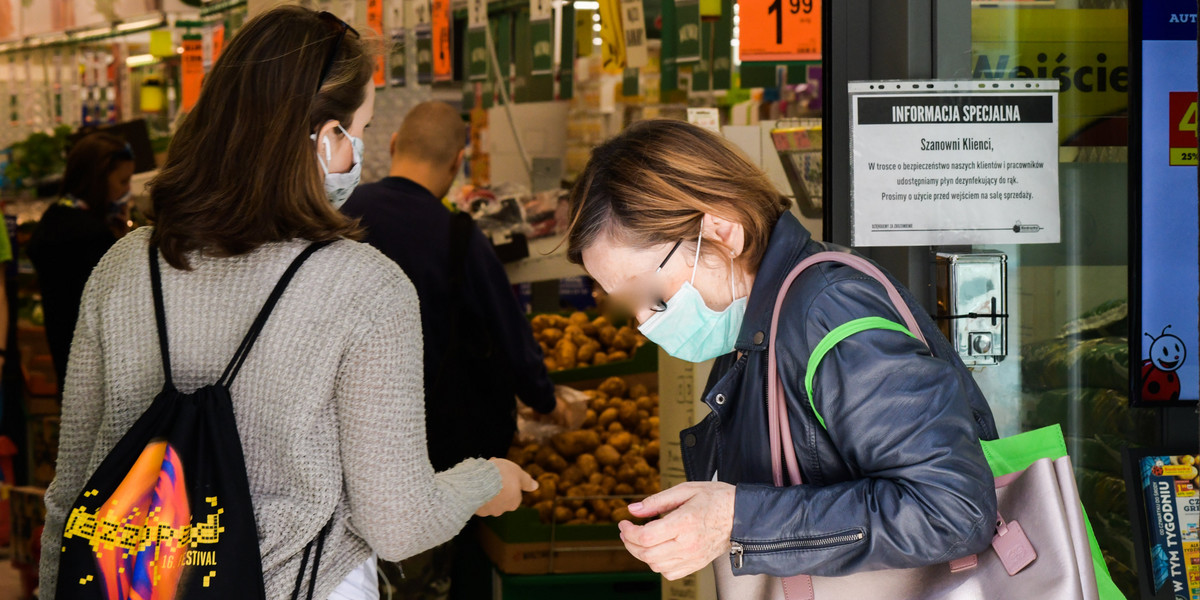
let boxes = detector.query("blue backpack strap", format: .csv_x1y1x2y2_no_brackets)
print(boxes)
804,316,917,430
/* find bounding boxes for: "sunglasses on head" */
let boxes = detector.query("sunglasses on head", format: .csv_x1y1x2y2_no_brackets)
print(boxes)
314,11,361,95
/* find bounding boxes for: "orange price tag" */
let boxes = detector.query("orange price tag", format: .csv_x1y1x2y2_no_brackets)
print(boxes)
181,37,204,113
432,0,453,82
738,0,820,62
367,0,386,87
211,24,225,64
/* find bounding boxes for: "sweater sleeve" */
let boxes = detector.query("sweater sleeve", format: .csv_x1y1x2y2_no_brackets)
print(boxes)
40,273,107,599
336,275,502,562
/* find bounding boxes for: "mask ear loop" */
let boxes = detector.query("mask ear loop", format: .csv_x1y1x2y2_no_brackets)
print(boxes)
690,228,703,285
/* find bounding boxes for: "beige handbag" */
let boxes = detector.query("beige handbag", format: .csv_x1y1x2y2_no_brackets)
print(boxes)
712,252,1101,600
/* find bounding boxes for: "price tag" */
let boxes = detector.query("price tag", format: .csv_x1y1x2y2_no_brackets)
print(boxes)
181,35,203,113
469,0,489,29
621,0,648,69
675,0,701,64
432,0,452,81
409,0,430,27
531,0,552,22
739,0,820,62
367,0,386,87
1169,91,1198,166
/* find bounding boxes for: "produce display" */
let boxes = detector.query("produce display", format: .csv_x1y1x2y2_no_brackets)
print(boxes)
532,312,648,372
508,376,661,525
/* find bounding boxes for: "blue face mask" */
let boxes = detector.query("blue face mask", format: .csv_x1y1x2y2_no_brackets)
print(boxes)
637,231,748,363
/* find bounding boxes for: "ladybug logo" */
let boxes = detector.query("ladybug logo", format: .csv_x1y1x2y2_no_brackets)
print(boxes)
1141,325,1186,402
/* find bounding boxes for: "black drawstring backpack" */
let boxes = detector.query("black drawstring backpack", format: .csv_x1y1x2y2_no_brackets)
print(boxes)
55,242,333,600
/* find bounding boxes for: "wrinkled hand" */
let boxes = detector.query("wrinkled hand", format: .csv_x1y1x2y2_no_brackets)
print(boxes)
477,458,538,517
618,482,737,580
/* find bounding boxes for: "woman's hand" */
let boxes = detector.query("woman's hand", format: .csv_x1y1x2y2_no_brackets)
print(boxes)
476,458,538,517
618,481,737,580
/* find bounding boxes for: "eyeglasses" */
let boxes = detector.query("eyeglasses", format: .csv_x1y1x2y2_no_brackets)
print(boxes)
648,239,684,313
314,11,360,95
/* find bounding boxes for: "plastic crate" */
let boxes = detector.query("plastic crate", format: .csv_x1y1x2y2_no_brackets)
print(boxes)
492,570,661,600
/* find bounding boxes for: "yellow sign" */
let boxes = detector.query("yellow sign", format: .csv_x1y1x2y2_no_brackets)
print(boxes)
972,8,1128,146
599,0,625,73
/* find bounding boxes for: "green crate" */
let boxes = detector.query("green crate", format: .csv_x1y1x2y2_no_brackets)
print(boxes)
481,506,621,544
494,570,662,600
548,341,658,385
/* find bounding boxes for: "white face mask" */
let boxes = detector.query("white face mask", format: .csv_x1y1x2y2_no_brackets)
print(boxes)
311,124,363,209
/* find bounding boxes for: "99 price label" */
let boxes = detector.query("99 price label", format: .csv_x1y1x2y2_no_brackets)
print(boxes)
738,0,820,62
1169,91,1198,166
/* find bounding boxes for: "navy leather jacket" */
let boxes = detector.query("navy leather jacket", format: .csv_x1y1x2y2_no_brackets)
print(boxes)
681,212,999,577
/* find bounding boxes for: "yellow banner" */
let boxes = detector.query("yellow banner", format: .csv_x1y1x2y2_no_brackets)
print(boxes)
598,0,625,73
972,9,1127,146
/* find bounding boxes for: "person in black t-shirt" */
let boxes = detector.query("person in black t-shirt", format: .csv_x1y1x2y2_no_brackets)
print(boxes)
28,132,135,394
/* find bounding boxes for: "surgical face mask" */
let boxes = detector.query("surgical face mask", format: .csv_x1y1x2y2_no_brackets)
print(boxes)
637,230,748,363
311,124,363,208
110,190,132,210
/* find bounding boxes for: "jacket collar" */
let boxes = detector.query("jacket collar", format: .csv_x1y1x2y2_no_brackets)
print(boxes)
734,211,814,352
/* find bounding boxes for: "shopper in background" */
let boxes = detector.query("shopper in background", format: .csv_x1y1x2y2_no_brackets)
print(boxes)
343,101,563,600
27,132,134,393
40,7,534,600
565,120,998,585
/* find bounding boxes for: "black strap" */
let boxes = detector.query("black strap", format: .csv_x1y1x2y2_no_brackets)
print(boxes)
217,241,334,386
291,519,333,600
148,243,175,390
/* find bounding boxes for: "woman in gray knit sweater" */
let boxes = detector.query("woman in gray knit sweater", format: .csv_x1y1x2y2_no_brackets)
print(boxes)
39,7,535,599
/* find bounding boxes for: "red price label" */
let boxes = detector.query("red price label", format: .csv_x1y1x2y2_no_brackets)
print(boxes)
367,0,385,87
1169,91,1198,166
738,0,820,62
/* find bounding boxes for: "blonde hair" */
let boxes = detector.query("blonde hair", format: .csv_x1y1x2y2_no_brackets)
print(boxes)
565,119,791,270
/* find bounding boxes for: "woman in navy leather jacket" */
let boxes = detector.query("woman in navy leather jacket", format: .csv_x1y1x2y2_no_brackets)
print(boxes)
564,120,999,582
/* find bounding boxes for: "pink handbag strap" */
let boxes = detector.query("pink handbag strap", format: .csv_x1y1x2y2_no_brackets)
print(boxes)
765,252,931,600
767,252,928,487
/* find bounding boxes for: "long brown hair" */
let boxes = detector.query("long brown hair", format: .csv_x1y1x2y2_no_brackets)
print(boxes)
149,5,373,269
565,119,790,271
60,132,133,220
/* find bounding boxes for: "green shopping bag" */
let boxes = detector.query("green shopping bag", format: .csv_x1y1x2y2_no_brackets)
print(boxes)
981,425,1124,600
806,317,1124,600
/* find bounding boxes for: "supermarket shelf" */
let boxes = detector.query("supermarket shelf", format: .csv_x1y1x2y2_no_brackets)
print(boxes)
504,235,585,284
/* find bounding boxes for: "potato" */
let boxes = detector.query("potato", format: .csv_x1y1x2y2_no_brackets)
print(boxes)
555,339,579,370
526,464,546,479
564,486,587,509
591,499,613,521
539,341,551,356
581,409,598,429
554,506,574,523
598,325,619,347
581,322,599,336
561,465,585,487
531,314,553,332
577,453,599,475
533,500,554,521
543,357,558,371
578,341,602,363
618,400,639,427
598,377,628,398
565,325,591,347
527,478,557,504
592,315,612,329
634,477,650,492
507,446,530,465
609,432,634,453
644,440,660,465
613,326,639,350
648,416,660,439
595,444,622,466
607,421,624,433
635,395,655,412
600,477,617,495
541,327,565,345
552,430,601,458
608,350,631,362
597,407,619,428
588,472,604,486
630,384,649,399
617,464,638,484
569,311,591,326
545,452,568,472
575,507,590,520
633,460,654,478
592,352,610,365
603,465,618,477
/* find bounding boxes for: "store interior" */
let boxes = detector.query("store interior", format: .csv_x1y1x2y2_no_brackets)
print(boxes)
0,0,1195,599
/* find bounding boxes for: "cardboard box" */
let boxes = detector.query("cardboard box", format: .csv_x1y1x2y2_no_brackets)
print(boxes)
9,486,45,568
479,518,649,575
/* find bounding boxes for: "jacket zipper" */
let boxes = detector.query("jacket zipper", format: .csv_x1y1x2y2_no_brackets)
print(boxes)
729,531,866,569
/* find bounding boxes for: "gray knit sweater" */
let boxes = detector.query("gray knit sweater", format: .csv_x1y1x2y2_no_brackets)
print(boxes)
39,227,502,599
